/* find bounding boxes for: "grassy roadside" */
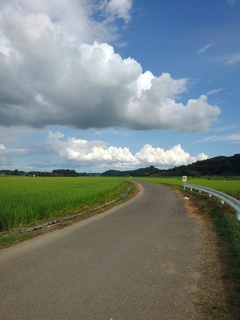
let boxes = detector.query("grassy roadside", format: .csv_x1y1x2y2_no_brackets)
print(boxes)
0,180,138,249
182,188,240,319
204,197,240,310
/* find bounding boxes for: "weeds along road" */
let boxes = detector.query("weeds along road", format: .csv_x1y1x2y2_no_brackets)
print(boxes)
0,181,201,320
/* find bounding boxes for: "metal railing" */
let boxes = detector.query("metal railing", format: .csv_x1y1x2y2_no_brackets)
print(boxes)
183,183,240,221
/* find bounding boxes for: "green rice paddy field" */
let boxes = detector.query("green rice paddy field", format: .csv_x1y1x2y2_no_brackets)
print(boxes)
137,177,240,199
0,176,126,232
1,175,239,232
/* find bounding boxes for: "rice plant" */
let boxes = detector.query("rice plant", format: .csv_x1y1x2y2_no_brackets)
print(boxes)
0,176,126,231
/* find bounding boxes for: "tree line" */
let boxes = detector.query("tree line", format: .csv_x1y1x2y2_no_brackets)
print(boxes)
101,153,240,177
1,153,240,177
0,169,88,177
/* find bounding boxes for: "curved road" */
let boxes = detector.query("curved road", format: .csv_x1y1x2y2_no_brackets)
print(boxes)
0,181,201,320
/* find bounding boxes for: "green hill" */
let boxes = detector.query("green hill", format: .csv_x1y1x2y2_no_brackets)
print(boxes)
101,153,240,177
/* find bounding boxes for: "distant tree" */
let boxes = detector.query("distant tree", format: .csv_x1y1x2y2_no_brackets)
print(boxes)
52,169,79,177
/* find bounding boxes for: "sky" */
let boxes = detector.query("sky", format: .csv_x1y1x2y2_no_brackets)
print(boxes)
0,0,239,173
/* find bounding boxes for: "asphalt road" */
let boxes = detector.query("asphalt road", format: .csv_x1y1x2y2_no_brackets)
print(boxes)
0,181,201,320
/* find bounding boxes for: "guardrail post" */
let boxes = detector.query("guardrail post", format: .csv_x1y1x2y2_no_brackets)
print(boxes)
237,211,240,221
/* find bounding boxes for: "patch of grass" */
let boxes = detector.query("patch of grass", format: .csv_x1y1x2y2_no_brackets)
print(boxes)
0,230,40,247
211,207,240,304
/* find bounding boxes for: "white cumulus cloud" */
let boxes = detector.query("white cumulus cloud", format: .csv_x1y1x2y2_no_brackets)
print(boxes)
0,0,221,132
46,131,139,168
46,131,208,169
135,144,208,166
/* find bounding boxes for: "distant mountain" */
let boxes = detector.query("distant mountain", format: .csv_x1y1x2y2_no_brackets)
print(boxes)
168,153,240,176
1,154,240,177
101,153,240,177
101,166,161,177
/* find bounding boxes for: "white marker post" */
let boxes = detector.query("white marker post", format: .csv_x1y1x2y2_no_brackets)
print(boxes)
182,176,187,183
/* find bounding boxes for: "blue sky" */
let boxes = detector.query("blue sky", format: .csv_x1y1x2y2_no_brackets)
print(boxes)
0,0,239,173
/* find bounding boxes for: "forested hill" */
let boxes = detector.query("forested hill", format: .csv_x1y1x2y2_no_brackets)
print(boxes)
101,153,240,177
1,154,239,177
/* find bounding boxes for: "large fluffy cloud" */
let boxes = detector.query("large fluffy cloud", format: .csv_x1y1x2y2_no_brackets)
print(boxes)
135,144,207,166
46,131,139,168
46,131,208,169
0,0,220,132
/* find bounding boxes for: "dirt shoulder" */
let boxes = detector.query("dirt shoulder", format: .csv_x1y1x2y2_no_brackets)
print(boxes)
177,189,238,319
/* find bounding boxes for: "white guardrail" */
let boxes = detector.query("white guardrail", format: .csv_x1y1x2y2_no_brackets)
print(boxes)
183,183,240,221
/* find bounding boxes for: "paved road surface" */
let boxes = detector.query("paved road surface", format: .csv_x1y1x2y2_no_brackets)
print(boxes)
0,181,201,320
